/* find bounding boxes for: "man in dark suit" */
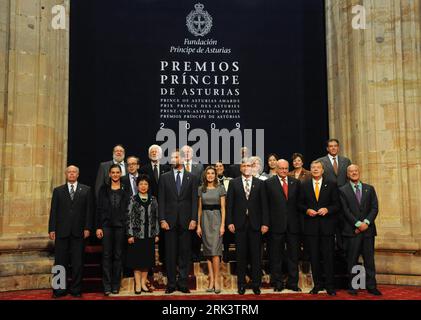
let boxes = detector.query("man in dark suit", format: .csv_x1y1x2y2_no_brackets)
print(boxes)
339,164,381,296
95,144,128,199
181,145,203,262
139,144,171,198
139,145,171,265
121,156,140,197
265,159,302,292
298,160,340,296
158,149,198,294
318,139,352,253
228,146,249,178
48,165,93,298
227,158,269,295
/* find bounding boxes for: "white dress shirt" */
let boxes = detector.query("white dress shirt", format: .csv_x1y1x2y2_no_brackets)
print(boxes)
114,160,126,176
278,175,288,187
328,154,338,167
312,178,323,192
67,181,78,193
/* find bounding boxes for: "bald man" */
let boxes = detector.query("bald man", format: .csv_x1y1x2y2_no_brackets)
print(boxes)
49,165,93,298
265,160,302,292
339,165,381,296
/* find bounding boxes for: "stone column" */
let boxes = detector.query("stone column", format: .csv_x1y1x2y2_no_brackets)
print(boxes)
0,0,69,291
326,0,421,284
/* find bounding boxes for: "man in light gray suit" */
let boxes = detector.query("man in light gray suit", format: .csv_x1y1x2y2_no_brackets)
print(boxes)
94,144,128,199
317,139,351,254
318,139,351,187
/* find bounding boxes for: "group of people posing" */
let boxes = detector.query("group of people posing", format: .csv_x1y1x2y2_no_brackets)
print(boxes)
48,140,381,298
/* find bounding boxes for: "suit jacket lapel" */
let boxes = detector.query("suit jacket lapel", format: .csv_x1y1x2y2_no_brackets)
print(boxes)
170,171,178,196
62,184,72,203
239,178,248,202
360,183,368,207
345,183,360,208
287,179,295,199
275,177,286,200
179,172,189,196
73,184,82,203
325,156,335,173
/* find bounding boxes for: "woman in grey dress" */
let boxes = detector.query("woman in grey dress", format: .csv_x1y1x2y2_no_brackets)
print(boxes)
196,166,226,294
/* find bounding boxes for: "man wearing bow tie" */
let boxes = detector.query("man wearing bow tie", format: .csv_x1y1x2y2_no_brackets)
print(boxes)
48,165,93,298
298,160,340,296
339,165,381,296
95,144,128,200
158,149,198,294
265,159,302,292
226,158,269,295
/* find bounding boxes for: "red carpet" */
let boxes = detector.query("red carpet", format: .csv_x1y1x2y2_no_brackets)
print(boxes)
1,285,421,300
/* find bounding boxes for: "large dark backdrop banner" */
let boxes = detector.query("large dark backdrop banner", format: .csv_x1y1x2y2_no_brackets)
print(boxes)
68,0,329,186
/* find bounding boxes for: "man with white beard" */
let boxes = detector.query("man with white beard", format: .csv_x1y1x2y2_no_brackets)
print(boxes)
95,144,128,200
139,144,171,198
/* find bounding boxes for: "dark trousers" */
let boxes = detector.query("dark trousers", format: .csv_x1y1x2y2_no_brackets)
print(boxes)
191,231,202,261
158,229,166,264
270,232,300,287
165,226,192,288
346,235,377,289
102,227,125,291
235,219,262,288
306,235,335,289
54,236,84,294
223,226,235,261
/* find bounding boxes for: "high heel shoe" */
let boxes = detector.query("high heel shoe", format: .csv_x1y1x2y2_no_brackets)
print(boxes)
206,287,214,293
134,280,141,295
141,286,153,293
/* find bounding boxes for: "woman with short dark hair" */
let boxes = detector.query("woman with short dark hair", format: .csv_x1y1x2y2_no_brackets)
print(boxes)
126,174,159,294
288,153,311,181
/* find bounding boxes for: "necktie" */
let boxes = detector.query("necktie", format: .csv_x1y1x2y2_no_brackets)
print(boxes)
153,164,159,183
132,176,138,195
355,184,362,204
282,178,288,200
176,171,182,195
245,179,250,200
70,184,75,200
332,157,338,175
185,162,191,172
315,181,320,201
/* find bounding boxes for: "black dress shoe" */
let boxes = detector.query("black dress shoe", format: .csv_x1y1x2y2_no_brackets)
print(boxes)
309,287,322,294
367,288,382,296
252,287,261,295
71,292,82,298
238,287,246,295
111,289,119,295
326,289,336,296
347,289,358,296
165,287,176,294
286,285,302,292
178,287,191,294
52,291,67,299
274,285,284,292
104,291,111,296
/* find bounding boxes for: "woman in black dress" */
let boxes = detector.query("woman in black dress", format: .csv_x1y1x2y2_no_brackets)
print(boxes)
96,164,130,296
126,174,159,294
